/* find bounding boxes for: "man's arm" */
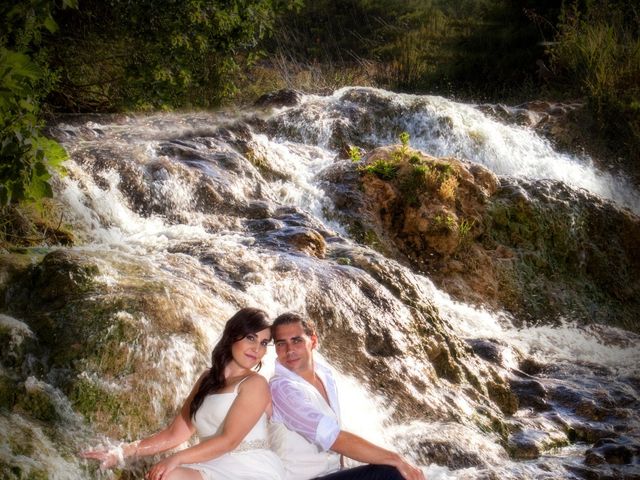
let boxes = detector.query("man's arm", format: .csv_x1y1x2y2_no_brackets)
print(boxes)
331,431,425,480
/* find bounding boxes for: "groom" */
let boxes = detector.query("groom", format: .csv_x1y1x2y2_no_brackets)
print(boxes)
269,312,425,480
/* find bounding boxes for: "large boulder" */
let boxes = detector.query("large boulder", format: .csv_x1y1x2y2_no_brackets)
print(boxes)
319,144,640,331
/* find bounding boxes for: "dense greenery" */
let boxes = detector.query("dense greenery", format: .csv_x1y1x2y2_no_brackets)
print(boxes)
1,0,638,215
548,0,640,160
49,0,301,111
0,1,72,206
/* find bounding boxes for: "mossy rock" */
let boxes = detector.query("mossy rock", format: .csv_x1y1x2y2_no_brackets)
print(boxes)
0,374,18,410
14,385,59,423
486,379,518,416
0,462,49,480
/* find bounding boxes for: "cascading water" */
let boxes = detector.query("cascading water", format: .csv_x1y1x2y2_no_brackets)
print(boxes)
2,87,638,479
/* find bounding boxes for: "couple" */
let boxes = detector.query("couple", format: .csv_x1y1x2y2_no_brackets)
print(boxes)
81,308,425,480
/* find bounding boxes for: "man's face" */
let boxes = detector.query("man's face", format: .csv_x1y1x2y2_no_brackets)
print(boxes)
274,321,317,376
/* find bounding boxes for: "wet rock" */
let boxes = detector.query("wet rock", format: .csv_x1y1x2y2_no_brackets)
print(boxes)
518,357,544,375
487,379,518,415
254,89,301,108
364,328,402,357
571,423,618,443
576,399,610,421
509,378,550,412
274,227,327,258
0,314,36,371
587,437,640,465
246,218,284,233
17,250,100,311
415,440,490,469
320,141,640,332
507,430,548,459
465,338,508,365
245,200,274,219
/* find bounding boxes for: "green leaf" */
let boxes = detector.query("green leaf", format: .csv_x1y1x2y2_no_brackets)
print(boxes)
44,16,59,34
42,139,68,169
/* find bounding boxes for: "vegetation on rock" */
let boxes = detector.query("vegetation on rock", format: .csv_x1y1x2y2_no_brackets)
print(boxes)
323,143,640,332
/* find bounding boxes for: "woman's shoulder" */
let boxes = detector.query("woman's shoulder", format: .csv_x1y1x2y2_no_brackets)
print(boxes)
237,373,269,393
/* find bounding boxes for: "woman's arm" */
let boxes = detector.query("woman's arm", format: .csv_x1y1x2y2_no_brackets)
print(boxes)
145,374,270,479
80,370,207,469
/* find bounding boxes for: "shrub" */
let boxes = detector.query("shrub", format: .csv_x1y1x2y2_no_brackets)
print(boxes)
433,213,456,232
549,0,640,158
0,2,73,207
348,146,363,162
438,174,458,203
363,159,400,180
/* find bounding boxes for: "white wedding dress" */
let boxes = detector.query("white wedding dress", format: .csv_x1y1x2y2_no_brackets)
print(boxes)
183,379,284,480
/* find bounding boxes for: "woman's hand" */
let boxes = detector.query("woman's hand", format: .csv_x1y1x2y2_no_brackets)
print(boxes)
79,445,124,470
145,455,180,480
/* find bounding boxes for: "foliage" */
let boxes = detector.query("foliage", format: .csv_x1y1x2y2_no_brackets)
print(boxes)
0,1,74,206
548,0,640,159
363,159,400,180
438,175,458,203
400,164,429,206
458,217,475,245
50,0,299,110
433,213,456,232
348,145,363,162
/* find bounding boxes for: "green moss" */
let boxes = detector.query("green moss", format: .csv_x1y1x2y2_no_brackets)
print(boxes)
0,375,18,410
0,463,48,480
93,314,143,376
15,387,58,423
69,377,122,424
399,165,429,206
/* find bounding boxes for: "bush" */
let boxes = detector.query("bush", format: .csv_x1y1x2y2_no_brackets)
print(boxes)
549,0,640,159
0,2,73,206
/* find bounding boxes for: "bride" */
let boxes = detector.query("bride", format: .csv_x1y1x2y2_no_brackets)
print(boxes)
81,307,284,480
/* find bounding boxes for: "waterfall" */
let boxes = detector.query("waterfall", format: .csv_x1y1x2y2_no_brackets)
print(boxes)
2,87,639,479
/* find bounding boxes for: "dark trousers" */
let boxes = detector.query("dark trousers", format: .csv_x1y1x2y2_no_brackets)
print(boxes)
313,464,404,480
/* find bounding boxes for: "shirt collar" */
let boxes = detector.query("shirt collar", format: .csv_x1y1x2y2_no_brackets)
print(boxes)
274,357,340,419
274,356,332,381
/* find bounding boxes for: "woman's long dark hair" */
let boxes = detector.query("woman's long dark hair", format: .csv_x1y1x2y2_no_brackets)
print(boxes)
190,307,271,418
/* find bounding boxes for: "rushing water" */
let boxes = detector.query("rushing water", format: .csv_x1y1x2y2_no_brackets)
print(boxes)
3,87,639,479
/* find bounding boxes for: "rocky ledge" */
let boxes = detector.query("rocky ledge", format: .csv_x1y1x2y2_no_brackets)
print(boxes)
319,143,640,332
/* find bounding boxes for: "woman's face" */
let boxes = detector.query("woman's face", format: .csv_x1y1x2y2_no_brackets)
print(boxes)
230,327,271,370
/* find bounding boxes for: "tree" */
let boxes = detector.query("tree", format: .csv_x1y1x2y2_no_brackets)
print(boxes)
0,1,75,206
49,0,301,110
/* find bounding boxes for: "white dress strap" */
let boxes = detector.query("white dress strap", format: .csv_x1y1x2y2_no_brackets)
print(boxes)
233,374,253,394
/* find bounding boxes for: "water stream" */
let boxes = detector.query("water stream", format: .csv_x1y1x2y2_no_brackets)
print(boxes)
3,87,639,479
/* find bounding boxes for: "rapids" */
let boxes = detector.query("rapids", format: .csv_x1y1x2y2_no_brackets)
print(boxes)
2,87,639,479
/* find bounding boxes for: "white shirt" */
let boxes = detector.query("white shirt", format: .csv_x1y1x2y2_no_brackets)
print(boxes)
270,359,342,480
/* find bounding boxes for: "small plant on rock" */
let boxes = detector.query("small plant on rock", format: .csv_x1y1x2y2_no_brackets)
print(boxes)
409,154,422,165
438,175,458,203
433,213,456,232
397,131,411,161
458,218,475,245
348,146,363,162
364,159,400,180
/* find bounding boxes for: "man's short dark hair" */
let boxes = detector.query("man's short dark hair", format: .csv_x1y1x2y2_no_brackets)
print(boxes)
272,312,317,337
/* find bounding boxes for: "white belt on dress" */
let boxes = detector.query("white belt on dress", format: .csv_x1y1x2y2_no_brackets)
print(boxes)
232,439,270,453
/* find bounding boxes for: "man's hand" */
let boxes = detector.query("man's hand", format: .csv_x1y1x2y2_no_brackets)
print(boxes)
394,457,426,480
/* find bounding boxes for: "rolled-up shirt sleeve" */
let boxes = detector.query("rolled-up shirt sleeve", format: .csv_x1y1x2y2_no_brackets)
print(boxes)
271,377,341,451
